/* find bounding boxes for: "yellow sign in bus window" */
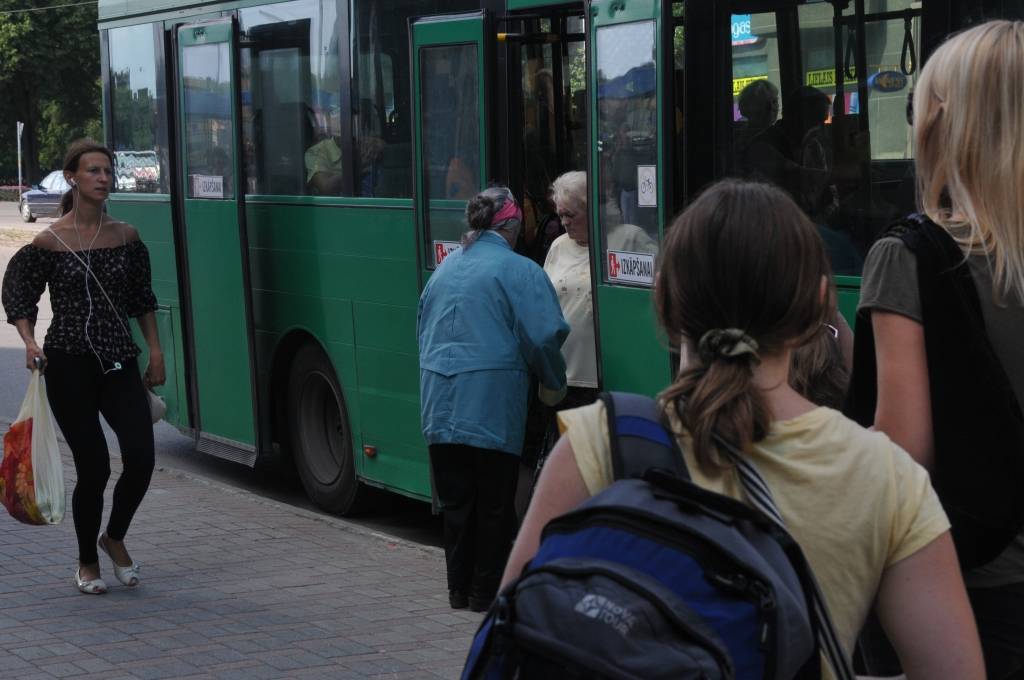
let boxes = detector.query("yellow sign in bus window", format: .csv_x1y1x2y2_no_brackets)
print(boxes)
805,69,859,88
732,75,768,97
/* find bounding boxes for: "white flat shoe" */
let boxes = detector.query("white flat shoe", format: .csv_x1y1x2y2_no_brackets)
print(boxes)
98,534,140,587
74,568,107,595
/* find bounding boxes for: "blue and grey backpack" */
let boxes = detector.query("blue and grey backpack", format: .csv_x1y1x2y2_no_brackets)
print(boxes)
461,392,854,680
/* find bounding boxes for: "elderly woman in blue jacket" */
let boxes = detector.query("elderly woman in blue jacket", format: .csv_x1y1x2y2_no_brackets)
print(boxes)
418,185,569,613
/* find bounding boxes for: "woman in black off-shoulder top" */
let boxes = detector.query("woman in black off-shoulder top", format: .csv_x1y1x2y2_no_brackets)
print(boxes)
1,139,165,595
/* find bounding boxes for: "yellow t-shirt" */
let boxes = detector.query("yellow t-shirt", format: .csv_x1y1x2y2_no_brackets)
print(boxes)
559,401,949,667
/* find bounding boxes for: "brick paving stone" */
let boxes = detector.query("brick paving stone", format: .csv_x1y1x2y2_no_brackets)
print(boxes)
36,661,82,678
0,431,479,678
73,657,118,673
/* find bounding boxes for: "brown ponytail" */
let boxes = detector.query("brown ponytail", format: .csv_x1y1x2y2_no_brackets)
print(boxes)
59,139,114,216
654,180,832,474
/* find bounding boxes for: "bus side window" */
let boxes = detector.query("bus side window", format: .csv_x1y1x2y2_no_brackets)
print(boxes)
108,22,170,194
351,0,479,199
725,3,920,277
239,0,341,197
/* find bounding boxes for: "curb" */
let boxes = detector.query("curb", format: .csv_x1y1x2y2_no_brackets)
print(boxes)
156,463,444,558
0,417,444,559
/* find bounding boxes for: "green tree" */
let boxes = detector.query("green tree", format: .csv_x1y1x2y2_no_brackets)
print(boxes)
0,1,102,184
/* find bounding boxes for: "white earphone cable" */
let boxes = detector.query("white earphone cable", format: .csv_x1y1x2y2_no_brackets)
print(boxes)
49,183,131,374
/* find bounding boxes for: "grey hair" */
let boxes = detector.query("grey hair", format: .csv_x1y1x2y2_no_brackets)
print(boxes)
462,185,521,248
551,171,587,211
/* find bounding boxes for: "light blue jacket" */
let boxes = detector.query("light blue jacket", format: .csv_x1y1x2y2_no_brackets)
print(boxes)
418,231,569,455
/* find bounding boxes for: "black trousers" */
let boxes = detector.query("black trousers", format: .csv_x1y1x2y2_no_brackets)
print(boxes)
44,349,154,565
429,444,518,600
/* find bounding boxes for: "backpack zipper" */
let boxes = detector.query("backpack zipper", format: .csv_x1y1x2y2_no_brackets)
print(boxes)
522,561,734,679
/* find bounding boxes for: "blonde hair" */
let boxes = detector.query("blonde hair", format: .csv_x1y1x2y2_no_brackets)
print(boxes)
551,171,587,210
914,20,1024,301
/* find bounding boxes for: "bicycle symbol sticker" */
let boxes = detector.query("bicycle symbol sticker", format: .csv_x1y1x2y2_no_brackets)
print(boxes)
637,165,657,207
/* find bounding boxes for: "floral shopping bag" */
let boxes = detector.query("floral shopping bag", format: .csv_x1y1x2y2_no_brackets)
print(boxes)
1,370,64,525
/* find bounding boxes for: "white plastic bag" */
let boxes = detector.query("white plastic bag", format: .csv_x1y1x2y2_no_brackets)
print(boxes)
0,370,65,525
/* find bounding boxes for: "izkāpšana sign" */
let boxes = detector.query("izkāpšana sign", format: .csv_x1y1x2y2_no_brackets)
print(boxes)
607,250,655,286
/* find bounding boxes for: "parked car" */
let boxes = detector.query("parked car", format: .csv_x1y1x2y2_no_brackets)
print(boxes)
19,171,71,222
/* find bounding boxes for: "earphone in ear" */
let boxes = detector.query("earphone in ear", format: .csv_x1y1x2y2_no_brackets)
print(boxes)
69,179,77,188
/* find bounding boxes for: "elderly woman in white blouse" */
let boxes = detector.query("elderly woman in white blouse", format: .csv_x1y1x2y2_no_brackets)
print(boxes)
543,171,599,412
519,171,599,490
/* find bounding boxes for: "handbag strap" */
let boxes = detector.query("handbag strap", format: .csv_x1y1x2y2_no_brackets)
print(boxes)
714,433,856,680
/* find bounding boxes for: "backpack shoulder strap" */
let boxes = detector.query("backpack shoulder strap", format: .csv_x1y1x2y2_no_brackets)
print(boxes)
715,438,855,680
600,391,689,482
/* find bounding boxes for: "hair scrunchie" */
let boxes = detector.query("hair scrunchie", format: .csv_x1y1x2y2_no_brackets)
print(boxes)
697,328,760,364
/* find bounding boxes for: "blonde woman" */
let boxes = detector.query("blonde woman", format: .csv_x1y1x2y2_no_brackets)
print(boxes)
849,21,1024,678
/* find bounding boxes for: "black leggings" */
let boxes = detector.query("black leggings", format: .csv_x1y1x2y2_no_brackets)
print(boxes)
44,349,154,565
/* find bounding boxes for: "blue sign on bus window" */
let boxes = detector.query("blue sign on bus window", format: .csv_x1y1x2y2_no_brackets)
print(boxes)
732,15,758,46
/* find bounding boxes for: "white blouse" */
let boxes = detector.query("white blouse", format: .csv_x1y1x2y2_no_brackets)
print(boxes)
543,234,598,388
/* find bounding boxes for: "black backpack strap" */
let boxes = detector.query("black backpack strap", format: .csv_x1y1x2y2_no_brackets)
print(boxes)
600,391,689,482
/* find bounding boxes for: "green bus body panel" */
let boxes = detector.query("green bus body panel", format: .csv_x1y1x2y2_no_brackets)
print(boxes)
591,0,657,24
835,275,861,328
178,20,231,44
412,15,485,46
183,199,257,444
244,203,426,499
597,286,667,396
106,199,189,428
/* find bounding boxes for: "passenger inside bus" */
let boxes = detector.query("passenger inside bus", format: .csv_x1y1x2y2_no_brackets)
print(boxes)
740,85,832,214
734,80,779,165
304,106,344,195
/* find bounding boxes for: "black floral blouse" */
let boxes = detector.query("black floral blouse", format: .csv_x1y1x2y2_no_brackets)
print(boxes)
2,241,158,363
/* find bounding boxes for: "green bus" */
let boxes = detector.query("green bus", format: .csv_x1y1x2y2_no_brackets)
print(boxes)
97,0,1014,514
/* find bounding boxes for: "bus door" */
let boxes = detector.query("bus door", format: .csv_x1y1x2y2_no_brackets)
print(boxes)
410,12,490,280
501,7,588,266
589,0,673,394
174,19,261,462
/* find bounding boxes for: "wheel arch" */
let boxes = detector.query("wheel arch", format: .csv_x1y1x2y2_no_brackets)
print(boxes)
268,328,355,458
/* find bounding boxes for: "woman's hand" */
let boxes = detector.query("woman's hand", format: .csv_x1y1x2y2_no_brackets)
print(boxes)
144,350,165,388
25,342,46,372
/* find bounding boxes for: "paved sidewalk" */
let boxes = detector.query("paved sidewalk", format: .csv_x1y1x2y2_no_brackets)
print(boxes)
0,429,479,679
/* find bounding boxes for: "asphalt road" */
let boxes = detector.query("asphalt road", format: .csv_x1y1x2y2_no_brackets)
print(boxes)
0,201,443,547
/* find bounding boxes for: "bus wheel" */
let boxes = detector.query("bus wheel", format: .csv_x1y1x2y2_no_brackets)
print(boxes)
286,344,367,515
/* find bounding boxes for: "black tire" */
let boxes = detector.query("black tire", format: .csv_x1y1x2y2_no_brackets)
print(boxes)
20,201,36,223
285,343,369,514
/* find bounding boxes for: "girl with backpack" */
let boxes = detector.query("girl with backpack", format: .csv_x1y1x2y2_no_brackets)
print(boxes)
501,180,984,677
848,21,1024,678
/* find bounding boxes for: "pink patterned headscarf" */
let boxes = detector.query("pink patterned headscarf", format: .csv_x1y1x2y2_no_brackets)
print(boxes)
491,197,523,227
